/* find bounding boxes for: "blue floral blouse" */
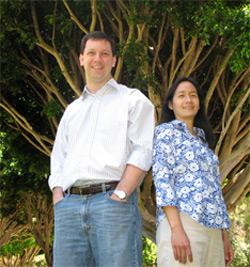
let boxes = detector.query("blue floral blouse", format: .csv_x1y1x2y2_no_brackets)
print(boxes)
153,120,230,229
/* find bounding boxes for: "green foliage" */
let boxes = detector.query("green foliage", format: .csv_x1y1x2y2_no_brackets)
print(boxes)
229,197,250,267
42,99,62,118
142,236,157,267
0,130,50,216
230,87,249,112
147,0,250,74
192,0,250,73
122,39,150,88
123,40,147,71
0,132,24,176
0,234,37,257
0,1,35,50
226,12,249,72
0,131,49,179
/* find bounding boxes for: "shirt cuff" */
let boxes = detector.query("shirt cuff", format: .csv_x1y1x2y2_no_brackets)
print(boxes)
48,175,64,191
127,147,152,171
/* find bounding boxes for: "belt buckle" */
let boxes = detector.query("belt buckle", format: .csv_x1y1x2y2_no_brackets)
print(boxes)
102,183,106,192
79,188,83,195
79,184,91,195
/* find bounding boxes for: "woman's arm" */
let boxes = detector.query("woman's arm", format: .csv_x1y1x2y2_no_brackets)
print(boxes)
153,125,192,264
163,206,193,264
221,229,234,265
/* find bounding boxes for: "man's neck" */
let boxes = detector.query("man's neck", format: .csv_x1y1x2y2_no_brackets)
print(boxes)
86,78,112,94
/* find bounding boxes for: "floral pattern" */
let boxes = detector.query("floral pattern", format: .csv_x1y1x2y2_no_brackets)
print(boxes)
153,120,230,229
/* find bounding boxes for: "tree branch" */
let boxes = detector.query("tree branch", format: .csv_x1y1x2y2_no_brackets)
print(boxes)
1,99,52,156
220,132,250,180
224,164,250,211
222,68,249,128
169,28,179,82
63,0,88,34
193,36,218,72
215,88,250,155
205,48,235,112
90,0,97,32
31,2,82,96
152,14,167,74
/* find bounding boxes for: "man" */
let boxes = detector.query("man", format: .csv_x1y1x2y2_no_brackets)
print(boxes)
49,31,155,267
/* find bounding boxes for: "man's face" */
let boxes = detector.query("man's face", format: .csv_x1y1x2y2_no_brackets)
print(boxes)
79,39,116,86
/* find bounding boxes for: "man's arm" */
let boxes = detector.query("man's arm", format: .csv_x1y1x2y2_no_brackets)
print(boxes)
48,112,68,204
111,91,155,201
111,164,145,201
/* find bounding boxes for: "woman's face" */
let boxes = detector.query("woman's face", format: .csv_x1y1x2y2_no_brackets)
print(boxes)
168,81,200,122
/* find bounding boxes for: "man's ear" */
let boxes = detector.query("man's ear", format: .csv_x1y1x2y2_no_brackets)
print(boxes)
112,56,117,67
79,54,84,66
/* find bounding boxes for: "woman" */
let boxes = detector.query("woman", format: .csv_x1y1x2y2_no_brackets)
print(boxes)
153,77,234,267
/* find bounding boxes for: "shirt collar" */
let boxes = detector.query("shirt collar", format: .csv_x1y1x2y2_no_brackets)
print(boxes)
81,78,119,100
171,120,206,140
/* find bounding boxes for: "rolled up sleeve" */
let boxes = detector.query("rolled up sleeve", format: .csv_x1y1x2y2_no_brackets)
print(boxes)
126,91,155,171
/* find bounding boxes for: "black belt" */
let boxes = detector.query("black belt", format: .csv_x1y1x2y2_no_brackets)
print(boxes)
69,181,118,195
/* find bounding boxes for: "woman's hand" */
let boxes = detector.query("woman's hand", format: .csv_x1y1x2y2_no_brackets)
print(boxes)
171,225,193,264
222,229,234,265
163,206,193,264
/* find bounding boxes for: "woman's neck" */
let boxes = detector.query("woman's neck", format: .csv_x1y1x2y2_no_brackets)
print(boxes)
177,118,196,136
186,120,196,136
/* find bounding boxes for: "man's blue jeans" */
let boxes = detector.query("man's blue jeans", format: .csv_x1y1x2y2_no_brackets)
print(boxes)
53,190,142,267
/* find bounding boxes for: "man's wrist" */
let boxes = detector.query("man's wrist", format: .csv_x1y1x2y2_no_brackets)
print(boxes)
113,189,127,201
52,186,63,193
52,187,64,199
52,187,64,205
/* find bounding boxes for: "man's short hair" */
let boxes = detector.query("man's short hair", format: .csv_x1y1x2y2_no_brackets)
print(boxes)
80,31,116,55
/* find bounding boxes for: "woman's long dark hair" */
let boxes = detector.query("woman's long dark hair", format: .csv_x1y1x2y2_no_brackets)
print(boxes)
160,77,215,149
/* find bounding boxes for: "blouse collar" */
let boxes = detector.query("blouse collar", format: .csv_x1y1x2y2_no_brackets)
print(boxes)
171,119,206,140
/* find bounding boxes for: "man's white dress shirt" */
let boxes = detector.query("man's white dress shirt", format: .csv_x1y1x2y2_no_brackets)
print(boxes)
49,78,155,191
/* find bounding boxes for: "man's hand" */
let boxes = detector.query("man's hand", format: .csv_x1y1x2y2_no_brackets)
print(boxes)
171,225,193,264
110,193,126,202
52,187,64,205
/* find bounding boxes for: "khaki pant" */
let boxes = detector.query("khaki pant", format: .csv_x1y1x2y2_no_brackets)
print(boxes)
156,213,225,267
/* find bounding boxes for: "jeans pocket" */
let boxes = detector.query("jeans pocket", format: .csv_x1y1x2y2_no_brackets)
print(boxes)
54,194,69,208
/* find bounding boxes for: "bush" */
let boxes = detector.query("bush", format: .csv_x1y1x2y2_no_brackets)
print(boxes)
229,197,250,267
142,236,157,267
